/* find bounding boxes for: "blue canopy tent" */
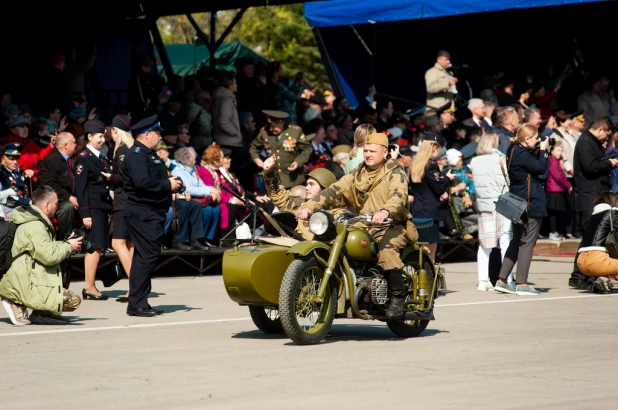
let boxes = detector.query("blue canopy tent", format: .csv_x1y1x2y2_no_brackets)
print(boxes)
305,0,614,110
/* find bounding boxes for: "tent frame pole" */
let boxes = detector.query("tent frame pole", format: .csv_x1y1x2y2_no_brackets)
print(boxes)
150,17,174,79
313,27,343,98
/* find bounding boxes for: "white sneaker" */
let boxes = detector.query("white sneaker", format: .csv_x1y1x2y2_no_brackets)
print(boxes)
2,297,31,326
477,280,494,291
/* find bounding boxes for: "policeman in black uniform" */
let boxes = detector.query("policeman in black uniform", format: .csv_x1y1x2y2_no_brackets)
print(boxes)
123,115,182,317
75,119,113,301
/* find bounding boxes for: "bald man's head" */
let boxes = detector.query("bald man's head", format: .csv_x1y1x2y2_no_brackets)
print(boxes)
55,132,76,156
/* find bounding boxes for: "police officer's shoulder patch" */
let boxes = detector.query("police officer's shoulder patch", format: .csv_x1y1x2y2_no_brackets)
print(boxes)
118,155,125,163
433,171,440,180
76,164,84,175
79,150,89,157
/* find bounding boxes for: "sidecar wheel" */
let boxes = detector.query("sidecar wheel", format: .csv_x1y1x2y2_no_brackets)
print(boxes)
279,257,337,345
249,306,283,334
387,250,435,338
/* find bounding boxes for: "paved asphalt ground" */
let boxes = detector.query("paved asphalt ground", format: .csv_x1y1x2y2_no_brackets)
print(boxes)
1,257,614,409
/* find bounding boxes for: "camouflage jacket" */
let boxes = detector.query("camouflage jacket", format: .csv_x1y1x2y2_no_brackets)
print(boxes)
303,159,411,223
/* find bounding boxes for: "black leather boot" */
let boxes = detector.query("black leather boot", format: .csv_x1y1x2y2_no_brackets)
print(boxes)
383,269,407,318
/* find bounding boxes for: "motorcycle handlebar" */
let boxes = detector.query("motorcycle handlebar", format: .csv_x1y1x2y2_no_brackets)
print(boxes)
335,213,394,226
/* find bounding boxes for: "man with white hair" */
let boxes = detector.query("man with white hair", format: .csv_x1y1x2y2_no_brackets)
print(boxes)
463,98,489,130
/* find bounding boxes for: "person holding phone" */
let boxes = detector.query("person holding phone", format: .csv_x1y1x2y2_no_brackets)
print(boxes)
409,132,455,260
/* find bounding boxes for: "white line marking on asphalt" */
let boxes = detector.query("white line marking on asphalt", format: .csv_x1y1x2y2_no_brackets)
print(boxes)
437,293,618,307
1,294,616,337
0,317,251,337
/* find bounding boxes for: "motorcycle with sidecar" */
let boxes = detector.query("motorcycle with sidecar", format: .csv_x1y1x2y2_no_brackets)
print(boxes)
222,211,446,345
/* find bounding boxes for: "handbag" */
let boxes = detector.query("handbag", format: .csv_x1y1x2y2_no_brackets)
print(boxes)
605,209,618,258
191,196,211,207
495,153,530,225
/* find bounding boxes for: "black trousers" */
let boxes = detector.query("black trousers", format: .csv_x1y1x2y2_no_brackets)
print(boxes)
124,205,166,310
56,200,75,242
570,209,594,282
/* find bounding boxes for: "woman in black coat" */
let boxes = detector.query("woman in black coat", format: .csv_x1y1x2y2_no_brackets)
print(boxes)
74,119,113,300
409,132,455,260
494,123,549,296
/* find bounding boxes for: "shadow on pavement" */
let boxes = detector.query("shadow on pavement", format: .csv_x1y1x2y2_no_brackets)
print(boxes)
152,304,202,313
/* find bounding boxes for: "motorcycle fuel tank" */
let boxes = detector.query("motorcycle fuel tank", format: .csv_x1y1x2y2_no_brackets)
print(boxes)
345,229,377,261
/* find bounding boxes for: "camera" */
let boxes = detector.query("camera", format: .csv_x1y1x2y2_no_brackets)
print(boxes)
540,135,556,147
66,229,96,254
174,176,186,194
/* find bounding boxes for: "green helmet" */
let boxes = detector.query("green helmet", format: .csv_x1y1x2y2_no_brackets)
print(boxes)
307,168,337,189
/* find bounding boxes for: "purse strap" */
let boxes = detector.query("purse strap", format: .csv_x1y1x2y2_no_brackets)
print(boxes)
504,146,531,207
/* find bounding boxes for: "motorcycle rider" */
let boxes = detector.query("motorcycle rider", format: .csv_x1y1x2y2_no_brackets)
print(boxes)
262,154,341,239
298,132,414,317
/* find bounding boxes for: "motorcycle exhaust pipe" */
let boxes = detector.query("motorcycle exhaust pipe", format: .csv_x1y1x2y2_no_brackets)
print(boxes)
404,310,435,321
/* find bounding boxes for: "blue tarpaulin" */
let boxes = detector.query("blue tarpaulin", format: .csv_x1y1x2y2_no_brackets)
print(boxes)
304,0,612,109
305,0,609,27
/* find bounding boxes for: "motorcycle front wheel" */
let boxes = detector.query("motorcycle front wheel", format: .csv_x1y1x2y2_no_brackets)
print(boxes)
249,306,283,334
279,256,337,345
387,250,435,338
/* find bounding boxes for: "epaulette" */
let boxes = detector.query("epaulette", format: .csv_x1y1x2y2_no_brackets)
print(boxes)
79,150,91,157
288,125,301,130
132,146,141,153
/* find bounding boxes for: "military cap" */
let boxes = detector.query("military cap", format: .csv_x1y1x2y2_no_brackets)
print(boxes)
112,115,131,132
84,119,106,134
131,114,163,135
365,132,389,148
331,144,352,156
2,104,21,119
221,147,233,157
68,107,87,119
3,142,24,156
570,109,585,122
262,110,289,122
156,140,173,151
423,131,446,147
5,115,29,128
406,105,426,119
398,144,413,157
436,100,455,115
307,168,336,189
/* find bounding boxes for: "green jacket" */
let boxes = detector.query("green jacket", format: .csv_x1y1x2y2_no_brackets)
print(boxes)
0,206,72,314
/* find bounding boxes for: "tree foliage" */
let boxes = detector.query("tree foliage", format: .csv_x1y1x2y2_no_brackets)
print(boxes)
156,5,328,87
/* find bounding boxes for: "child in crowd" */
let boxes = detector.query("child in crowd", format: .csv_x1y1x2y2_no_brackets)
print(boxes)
545,140,572,240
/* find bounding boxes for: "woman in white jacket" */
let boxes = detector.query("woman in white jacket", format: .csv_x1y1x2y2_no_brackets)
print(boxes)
469,132,515,291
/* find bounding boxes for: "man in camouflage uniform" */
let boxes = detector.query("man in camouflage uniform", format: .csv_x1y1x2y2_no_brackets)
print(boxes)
262,154,339,240
298,132,415,317
250,110,312,189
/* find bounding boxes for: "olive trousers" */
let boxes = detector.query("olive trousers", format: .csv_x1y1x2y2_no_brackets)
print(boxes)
369,226,408,271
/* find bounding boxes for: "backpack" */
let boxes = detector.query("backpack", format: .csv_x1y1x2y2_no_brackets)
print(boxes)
0,208,50,278
0,219,27,278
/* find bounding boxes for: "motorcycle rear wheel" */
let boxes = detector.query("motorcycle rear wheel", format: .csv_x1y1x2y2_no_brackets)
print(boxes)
387,250,435,338
249,306,283,334
279,257,337,345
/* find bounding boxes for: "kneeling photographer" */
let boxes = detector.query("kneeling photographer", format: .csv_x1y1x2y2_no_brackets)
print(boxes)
0,186,83,325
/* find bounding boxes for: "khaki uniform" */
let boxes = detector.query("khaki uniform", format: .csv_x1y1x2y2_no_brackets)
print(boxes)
303,159,415,270
425,63,454,111
264,169,347,240
250,126,312,188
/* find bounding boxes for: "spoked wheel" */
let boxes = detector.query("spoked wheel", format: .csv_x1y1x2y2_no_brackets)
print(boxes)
278,257,337,345
387,250,435,338
249,306,283,334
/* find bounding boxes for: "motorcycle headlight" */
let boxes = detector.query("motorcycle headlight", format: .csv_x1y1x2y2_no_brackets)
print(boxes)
309,211,332,236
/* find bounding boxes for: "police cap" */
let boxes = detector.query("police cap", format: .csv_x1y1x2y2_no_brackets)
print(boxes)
436,100,455,115
84,119,106,134
423,131,446,147
68,107,87,119
3,142,23,156
262,110,289,123
570,109,585,122
112,115,131,132
307,168,336,189
131,115,163,135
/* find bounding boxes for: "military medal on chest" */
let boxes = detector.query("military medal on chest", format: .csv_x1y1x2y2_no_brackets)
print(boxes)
283,133,296,152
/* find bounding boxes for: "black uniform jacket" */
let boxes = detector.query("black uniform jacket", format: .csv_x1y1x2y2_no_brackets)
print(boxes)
74,146,113,218
122,140,172,212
